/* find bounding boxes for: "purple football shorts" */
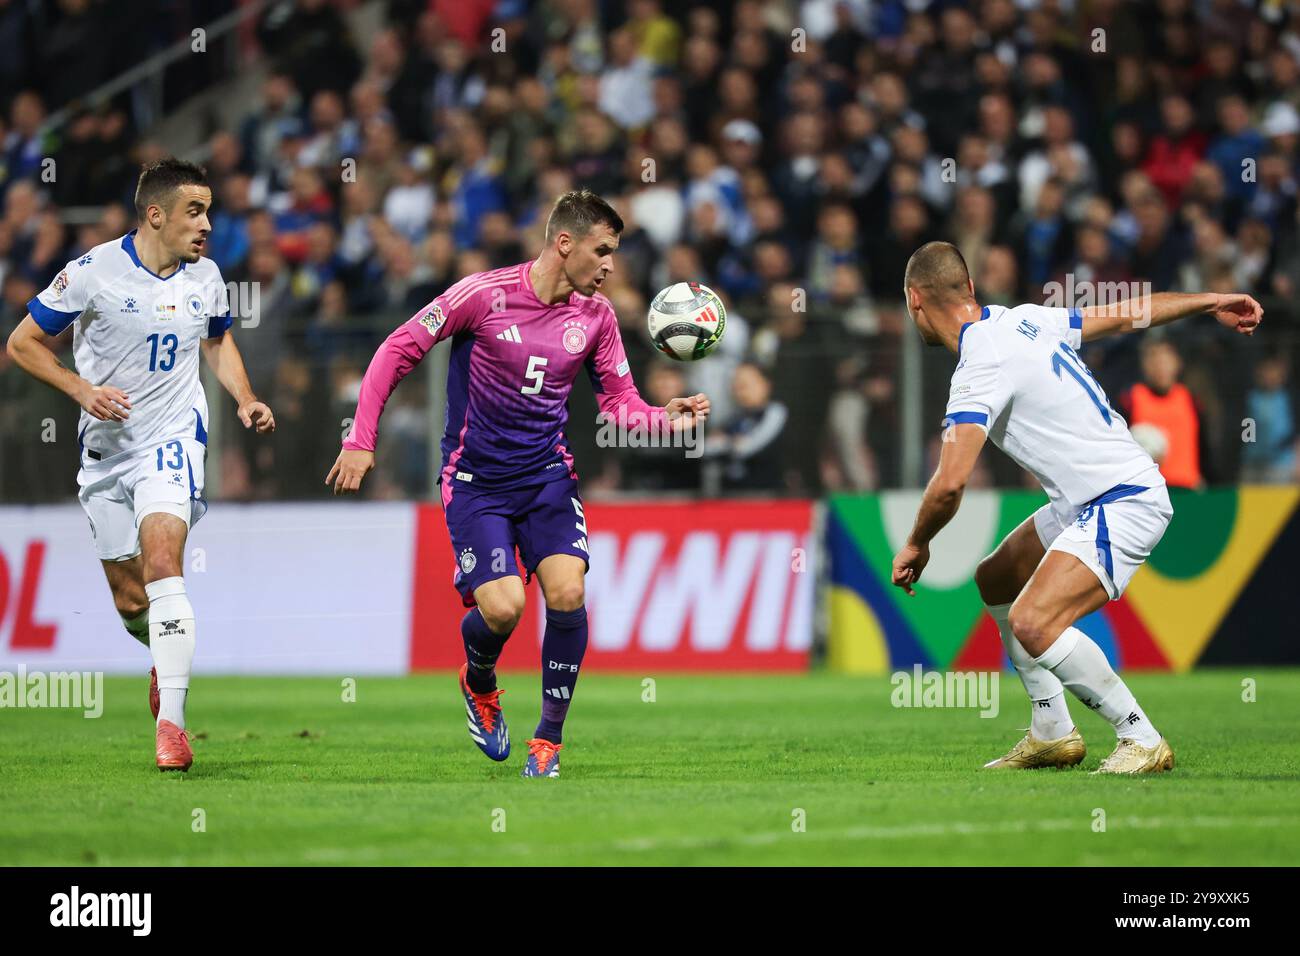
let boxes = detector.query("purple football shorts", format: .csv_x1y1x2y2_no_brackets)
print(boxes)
439,471,589,607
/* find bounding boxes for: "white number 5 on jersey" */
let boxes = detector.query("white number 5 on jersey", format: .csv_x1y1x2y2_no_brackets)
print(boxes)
521,355,547,394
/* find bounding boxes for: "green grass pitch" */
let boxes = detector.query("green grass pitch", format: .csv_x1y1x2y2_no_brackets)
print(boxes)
2,669,1298,865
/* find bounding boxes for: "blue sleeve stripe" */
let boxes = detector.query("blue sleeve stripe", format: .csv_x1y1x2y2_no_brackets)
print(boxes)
1068,308,1083,330
207,312,233,338
27,296,77,335
944,411,988,427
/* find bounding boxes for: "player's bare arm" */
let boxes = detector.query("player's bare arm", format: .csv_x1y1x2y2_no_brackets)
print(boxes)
892,423,987,596
1080,291,1263,342
200,332,275,433
6,315,132,422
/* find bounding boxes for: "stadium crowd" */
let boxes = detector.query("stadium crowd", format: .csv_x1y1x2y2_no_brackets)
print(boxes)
2,0,1299,502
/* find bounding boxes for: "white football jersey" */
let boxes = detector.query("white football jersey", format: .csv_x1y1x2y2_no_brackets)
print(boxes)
28,231,231,460
944,303,1157,508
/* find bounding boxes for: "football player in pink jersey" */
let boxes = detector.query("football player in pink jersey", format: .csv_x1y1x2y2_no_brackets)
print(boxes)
327,190,709,777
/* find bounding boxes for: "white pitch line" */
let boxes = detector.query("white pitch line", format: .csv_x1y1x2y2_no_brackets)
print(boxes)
611,815,1300,852
279,815,1300,864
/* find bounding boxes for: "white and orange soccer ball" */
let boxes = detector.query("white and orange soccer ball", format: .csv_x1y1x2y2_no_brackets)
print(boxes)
647,282,726,361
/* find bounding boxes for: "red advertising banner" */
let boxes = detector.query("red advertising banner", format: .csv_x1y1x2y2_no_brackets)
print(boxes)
410,500,815,671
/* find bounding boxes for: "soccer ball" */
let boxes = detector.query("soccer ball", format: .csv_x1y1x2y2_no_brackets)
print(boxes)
647,282,726,361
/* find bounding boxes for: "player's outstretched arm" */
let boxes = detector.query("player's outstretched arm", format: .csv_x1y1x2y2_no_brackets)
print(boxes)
326,286,478,495
891,423,987,596
5,315,132,422
1080,292,1262,342
200,332,275,433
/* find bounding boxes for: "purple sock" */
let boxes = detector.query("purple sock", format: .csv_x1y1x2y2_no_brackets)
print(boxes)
462,608,510,694
535,606,588,744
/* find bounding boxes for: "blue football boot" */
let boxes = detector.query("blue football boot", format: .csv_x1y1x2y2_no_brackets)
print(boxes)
521,738,562,778
458,664,509,761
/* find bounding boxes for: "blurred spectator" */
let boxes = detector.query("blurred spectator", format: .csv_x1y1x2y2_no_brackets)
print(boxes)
599,27,655,130
1143,94,1207,209
1244,145,1298,229
823,354,887,492
1014,178,1072,294
3,0,1300,502
1128,189,1190,291
240,73,305,175
257,0,361,101
621,362,700,493
272,166,334,262
628,0,681,67
977,245,1019,306
948,187,1000,286
4,91,48,185
208,174,252,273
1119,339,1207,489
1017,105,1095,219
383,149,436,242
707,362,788,493
36,0,116,109
448,124,506,247
1206,94,1264,203
1241,354,1299,484
807,204,861,298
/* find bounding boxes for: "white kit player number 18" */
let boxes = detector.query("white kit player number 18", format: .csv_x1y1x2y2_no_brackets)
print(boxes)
1050,342,1115,425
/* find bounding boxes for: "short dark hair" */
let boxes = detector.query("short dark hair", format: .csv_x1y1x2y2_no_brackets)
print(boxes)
903,241,971,302
545,189,624,242
134,158,209,221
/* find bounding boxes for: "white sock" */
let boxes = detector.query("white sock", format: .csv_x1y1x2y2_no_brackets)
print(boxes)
120,608,150,647
1033,626,1160,747
989,603,1073,740
146,577,195,729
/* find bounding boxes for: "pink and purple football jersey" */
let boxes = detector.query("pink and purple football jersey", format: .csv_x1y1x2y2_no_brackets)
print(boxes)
343,261,668,492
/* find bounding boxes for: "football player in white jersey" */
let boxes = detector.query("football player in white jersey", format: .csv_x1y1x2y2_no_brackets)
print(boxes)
891,242,1261,774
5,159,275,771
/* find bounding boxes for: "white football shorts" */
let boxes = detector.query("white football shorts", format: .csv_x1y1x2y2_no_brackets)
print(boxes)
77,436,209,561
1033,466,1173,600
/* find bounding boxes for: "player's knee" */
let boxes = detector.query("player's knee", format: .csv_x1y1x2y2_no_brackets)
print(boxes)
114,594,148,619
143,553,183,584
139,512,187,578
478,595,524,635
544,579,585,612
1008,603,1051,658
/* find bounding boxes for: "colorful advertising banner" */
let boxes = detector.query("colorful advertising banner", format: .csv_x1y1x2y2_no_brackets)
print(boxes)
826,487,1300,673
8,487,1290,677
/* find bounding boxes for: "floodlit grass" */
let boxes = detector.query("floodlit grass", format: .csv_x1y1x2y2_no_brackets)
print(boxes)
2,669,1297,865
